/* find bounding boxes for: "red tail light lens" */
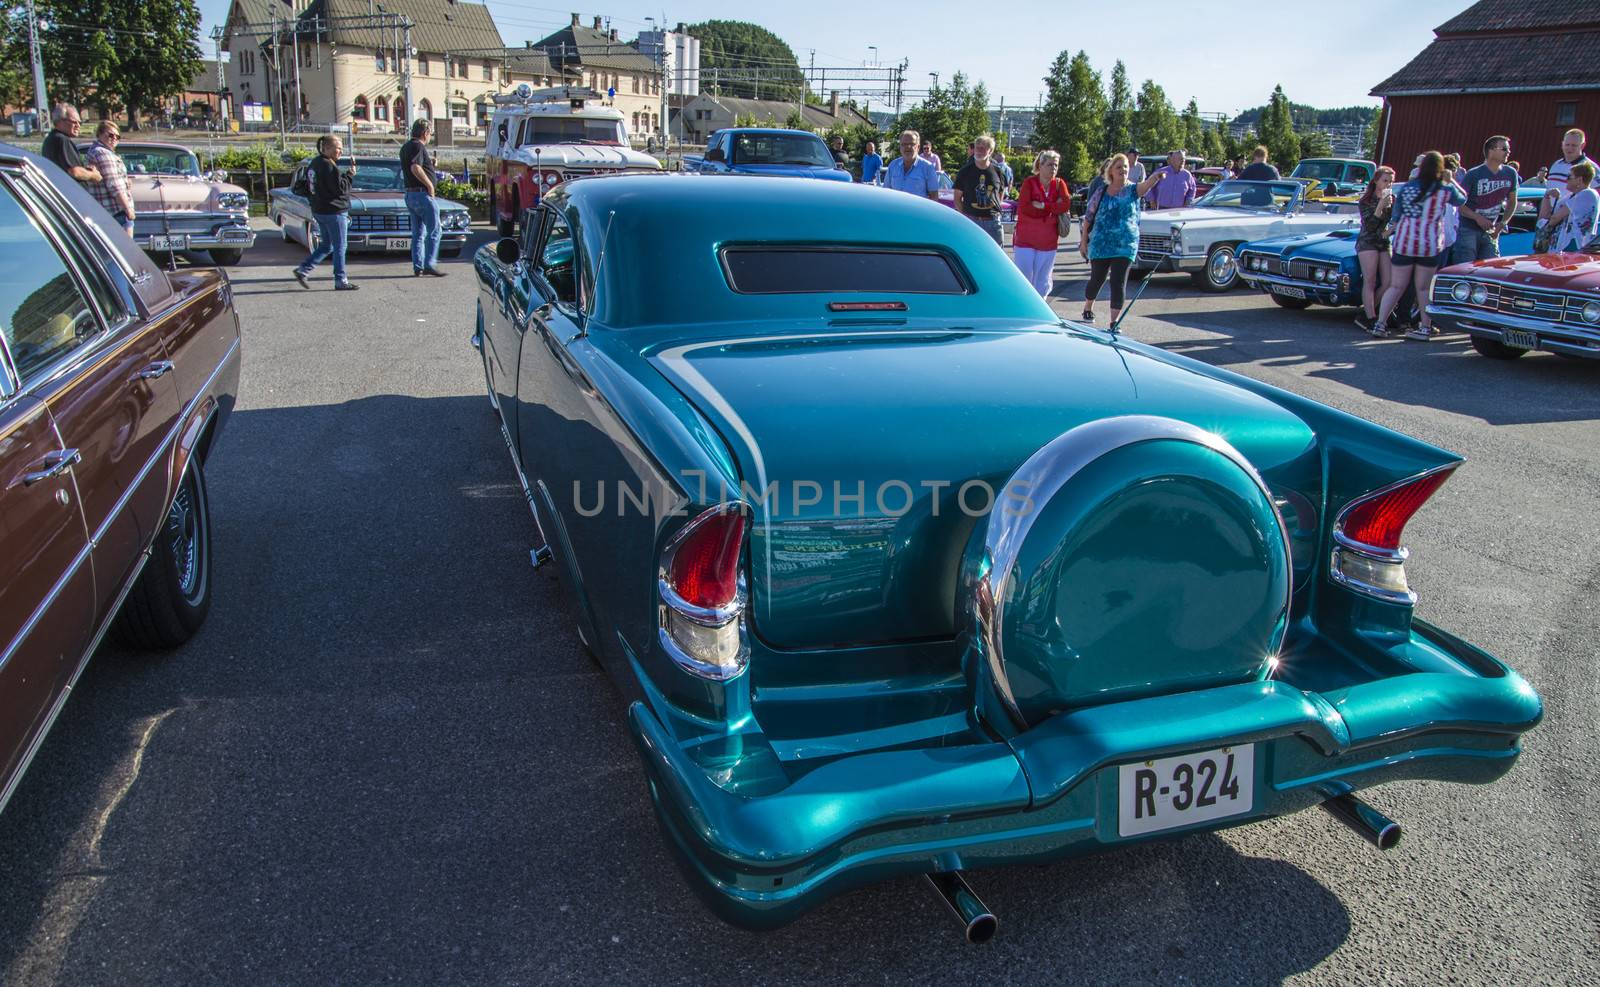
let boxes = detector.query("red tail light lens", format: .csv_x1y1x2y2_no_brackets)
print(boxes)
1337,466,1456,552
667,509,745,611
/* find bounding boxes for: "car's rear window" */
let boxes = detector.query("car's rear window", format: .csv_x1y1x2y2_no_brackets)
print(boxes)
720,247,969,295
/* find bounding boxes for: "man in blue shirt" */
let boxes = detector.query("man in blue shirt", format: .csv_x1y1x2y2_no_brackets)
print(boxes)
885,130,940,199
860,141,884,185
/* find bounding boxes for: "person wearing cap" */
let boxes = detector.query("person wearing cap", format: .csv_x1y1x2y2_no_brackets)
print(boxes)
1125,147,1145,184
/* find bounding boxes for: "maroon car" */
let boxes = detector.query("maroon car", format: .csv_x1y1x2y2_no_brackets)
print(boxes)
1428,244,1600,360
0,142,240,815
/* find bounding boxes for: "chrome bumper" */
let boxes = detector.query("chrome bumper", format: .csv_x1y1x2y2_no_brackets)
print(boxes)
134,215,256,251
1240,269,1354,305
347,231,469,250
1134,252,1205,272
1428,303,1600,358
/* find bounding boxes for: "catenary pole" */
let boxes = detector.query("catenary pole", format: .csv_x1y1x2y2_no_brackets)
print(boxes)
26,0,48,117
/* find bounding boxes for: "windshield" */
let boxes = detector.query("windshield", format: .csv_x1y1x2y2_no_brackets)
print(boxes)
342,159,404,191
732,133,833,168
1291,160,1345,180
118,145,201,177
1195,180,1300,212
517,117,624,146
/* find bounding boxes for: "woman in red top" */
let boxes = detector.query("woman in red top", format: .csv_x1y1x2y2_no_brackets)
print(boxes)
1012,149,1071,296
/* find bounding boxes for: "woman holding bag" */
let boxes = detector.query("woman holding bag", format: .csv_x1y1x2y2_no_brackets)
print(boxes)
1012,149,1071,296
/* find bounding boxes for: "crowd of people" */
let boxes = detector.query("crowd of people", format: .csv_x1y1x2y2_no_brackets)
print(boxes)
869,123,1600,332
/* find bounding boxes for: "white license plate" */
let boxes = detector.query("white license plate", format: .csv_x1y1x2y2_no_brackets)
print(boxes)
149,234,186,250
1118,744,1254,837
385,237,410,250
1271,285,1307,300
1503,329,1537,350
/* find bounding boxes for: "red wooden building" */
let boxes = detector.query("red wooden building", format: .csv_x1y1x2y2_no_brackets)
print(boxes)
1371,0,1600,174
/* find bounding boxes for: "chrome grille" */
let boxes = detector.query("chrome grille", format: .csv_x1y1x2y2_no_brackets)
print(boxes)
349,213,409,232
1494,285,1566,322
135,215,223,235
1137,233,1172,256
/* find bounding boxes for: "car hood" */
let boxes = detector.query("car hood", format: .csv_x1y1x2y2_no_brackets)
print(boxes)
1143,206,1277,227
728,163,852,181
1450,251,1600,289
649,325,1318,649
501,144,661,170
128,175,242,211
348,191,468,212
1245,229,1358,262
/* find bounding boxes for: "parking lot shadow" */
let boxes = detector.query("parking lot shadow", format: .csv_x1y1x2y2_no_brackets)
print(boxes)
0,390,1349,983
1143,302,1600,426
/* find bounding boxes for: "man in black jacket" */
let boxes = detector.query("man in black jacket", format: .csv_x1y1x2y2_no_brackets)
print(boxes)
293,134,359,290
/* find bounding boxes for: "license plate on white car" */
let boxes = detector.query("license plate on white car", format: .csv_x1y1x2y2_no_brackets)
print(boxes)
1118,744,1254,837
385,237,410,250
1502,329,1537,350
1271,285,1307,300
149,234,186,250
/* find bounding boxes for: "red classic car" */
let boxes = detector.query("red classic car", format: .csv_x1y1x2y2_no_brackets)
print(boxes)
1427,243,1600,360
1,142,240,815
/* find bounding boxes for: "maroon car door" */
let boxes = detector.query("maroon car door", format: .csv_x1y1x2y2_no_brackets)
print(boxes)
0,195,98,807
7,175,183,622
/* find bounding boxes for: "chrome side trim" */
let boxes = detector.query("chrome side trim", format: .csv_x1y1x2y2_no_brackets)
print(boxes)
972,414,1292,731
89,336,240,551
0,540,94,677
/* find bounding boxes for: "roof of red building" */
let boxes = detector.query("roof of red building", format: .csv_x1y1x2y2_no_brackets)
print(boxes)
1373,0,1600,96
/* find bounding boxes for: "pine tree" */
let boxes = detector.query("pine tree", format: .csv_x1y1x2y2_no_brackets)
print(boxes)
1259,85,1299,171
1181,99,1205,158
1104,60,1132,157
1132,80,1180,157
1033,51,1105,185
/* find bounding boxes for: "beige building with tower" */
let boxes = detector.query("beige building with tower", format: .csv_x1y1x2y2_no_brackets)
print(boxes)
220,2,670,136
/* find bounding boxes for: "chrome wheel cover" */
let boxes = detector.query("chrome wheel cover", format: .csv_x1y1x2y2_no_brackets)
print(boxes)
166,483,201,600
1209,248,1237,287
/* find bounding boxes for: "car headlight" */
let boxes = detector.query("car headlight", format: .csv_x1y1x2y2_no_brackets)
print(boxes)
1451,282,1471,302
544,172,559,185
445,211,469,229
1582,301,1600,324
1312,268,1326,282
1470,285,1490,306
217,191,249,211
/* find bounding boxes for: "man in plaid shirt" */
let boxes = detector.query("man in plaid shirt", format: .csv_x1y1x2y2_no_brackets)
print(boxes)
83,121,135,234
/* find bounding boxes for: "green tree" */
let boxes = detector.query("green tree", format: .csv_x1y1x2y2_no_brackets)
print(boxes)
1032,50,1105,185
1258,84,1299,171
38,0,203,128
1298,129,1333,160
1131,79,1180,156
897,71,989,172
1180,99,1205,157
1103,59,1132,157
1201,119,1228,168
684,20,806,101
783,106,812,131
733,112,760,127
1361,113,1381,160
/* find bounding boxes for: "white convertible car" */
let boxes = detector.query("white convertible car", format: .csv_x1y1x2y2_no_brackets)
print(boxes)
1133,180,1359,291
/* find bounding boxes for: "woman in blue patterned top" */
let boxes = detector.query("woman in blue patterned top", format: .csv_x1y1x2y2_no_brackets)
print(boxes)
1077,153,1164,323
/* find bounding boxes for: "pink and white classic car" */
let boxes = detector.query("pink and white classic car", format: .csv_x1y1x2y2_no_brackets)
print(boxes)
95,141,256,266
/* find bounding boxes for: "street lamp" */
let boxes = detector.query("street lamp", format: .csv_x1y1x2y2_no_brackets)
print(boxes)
929,71,939,88
867,45,878,68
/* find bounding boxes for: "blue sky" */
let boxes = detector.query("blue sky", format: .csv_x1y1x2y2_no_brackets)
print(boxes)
196,0,1469,115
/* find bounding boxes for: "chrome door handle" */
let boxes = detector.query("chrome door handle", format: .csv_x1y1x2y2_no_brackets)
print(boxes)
137,360,175,380
22,448,82,485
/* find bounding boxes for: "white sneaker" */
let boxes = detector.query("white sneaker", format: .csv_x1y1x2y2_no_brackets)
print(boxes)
1404,325,1436,341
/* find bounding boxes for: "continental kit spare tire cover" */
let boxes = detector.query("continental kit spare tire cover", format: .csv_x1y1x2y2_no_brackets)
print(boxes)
970,415,1291,730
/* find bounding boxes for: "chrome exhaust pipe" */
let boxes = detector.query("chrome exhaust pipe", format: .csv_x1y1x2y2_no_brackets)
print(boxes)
1322,793,1402,851
924,871,998,944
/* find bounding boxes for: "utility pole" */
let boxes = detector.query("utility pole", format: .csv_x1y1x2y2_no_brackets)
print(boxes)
25,0,48,117
401,19,414,132
212,25,226,122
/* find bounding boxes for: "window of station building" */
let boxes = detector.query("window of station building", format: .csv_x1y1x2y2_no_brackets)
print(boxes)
376,49,387,72
353,95,369,120
374,96,388,122
417,53,429,75
483,61,493,81
1557,102,1577,126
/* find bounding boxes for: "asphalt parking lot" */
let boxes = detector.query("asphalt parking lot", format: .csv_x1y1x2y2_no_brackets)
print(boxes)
0,218,1595,985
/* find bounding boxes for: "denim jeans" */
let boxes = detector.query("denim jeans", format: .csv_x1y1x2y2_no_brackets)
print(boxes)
299,212,349,283
405,190,441,271
973,217,1003,245
1450,223,1499,266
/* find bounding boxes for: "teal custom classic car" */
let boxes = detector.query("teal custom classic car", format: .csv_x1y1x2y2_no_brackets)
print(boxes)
472,176,1540,940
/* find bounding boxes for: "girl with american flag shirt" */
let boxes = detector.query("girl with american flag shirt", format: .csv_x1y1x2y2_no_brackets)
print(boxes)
1373,152,1465,340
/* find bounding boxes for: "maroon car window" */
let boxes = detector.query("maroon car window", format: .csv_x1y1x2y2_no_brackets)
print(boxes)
720,248,969,295
0,183,98,383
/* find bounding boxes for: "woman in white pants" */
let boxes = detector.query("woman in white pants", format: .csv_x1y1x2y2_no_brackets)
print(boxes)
1012,150,1071,296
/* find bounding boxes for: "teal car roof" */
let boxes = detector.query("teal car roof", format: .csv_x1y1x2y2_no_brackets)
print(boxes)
558,176,1058,330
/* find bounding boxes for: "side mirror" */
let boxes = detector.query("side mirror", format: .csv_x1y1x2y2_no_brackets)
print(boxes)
705,147,725,162
213,169,229,182
495,237,520,264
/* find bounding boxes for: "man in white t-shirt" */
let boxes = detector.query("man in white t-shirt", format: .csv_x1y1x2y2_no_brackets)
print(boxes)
1539,128,1598,223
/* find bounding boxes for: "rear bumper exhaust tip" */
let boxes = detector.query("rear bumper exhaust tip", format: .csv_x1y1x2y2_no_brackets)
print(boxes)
924,871,998,944
1322,792,1402,851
